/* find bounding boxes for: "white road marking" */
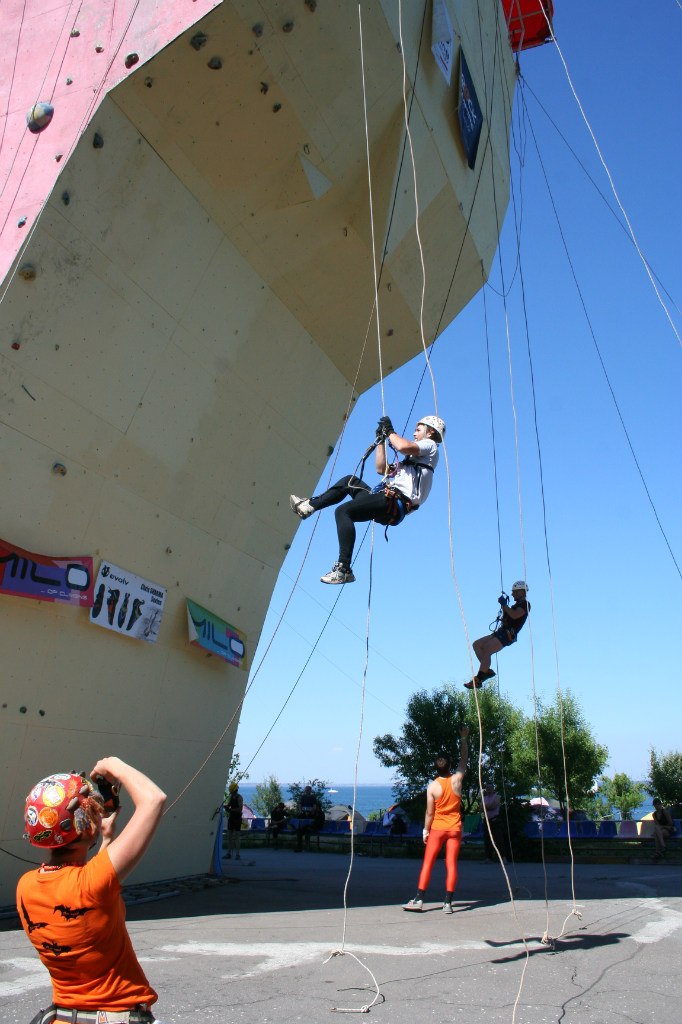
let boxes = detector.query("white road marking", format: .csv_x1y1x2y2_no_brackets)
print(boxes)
158,939,489,977
0,956,49,997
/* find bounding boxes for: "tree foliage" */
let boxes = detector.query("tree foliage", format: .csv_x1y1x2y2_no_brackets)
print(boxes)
515,691,608,815
646,749,682,806
373,686,534,814
224,752,248,799
288,778,332,814
251,774,283,817
597,772,646,820
374,686,608,817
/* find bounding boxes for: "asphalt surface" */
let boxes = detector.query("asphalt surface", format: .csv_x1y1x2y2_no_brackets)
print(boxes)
1,847,680,1023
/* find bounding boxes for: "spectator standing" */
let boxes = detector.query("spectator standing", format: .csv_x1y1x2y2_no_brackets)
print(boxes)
224,781,244,860
403,727,469,914
17,758,166,1023
651,798,675,861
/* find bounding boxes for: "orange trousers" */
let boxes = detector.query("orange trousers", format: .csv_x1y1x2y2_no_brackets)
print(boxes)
417,828,462,893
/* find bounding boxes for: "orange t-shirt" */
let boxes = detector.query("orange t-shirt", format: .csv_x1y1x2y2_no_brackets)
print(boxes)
431,775,462,831
16,848,157,1010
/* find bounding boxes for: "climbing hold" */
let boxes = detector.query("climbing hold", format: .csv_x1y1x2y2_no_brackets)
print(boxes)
66,77,73,85
282,21,294,33
305,0,317,10
26,102,54,134
190,32,207,50
39,709,46,716
61,191,70,206
17,217,26,228
20,707,27,714
93,132,104,148
125,53,139,68
207,56,222,70
19,264,36,281
11,341,21,350
260,81,269,94
52,463,67,476
252,23,264,38
95,43,103,53
70,28,80,37
144,76,153,88
272,103,282,113
327,445,334,457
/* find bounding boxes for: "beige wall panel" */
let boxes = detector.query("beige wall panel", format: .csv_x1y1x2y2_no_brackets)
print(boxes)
0,237,173,435
0,358,122,474
152,645,243,743
55,103,225,324
0,427,103,548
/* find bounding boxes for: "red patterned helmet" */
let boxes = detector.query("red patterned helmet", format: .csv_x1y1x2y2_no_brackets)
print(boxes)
23,773,104,848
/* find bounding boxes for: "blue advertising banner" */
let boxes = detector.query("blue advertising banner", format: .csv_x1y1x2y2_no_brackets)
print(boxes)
186,598,247,670
458,51,483,169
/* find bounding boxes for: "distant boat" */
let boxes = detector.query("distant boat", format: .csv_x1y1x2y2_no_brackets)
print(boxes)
328,789,338,794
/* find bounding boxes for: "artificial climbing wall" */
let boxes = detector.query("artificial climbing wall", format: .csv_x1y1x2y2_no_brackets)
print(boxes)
0,0,516,903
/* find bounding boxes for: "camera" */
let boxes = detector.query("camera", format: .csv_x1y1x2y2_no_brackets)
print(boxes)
92,774,121,815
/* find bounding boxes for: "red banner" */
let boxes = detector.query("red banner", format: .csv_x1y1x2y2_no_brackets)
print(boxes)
0,538,94,606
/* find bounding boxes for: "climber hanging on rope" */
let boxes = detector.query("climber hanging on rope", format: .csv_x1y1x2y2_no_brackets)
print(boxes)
289,414,445,584
465,581,531,688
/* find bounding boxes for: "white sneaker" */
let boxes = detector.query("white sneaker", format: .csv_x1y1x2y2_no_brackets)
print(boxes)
320,562,356,585
442,902,454,914
402,897,423,912
290,494,314,519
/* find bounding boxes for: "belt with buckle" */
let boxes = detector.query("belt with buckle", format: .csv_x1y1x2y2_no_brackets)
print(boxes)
52,1007,154,1024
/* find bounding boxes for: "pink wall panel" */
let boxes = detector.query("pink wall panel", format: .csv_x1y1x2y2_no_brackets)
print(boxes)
0,0,221,283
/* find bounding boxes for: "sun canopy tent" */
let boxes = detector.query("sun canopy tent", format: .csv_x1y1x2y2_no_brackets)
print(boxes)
501,0,554,52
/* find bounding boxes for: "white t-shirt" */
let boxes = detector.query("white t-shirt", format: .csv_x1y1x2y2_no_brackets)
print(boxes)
390,439,439,506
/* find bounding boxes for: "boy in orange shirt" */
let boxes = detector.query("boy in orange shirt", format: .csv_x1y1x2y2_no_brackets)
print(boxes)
17,757,166,1023
403,726,469,914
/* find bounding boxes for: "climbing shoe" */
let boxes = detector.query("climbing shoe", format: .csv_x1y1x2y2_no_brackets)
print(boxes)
479,668,496,681
464,676,483,689
402,897,423,912
320,563,355,585
290,494,314,519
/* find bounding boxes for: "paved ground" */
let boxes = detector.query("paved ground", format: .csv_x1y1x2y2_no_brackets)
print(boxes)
1,848,680,1023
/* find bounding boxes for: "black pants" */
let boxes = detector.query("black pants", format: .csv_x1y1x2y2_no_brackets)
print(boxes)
484,814,508,860
311,476,391,567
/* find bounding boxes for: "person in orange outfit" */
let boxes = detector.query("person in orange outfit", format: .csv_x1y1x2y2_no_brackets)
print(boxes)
403,726,469,914
17,758,166,1023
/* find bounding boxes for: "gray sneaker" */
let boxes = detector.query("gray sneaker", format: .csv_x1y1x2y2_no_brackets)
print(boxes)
402,897,423,912
320,562,356,585
442,902,454,914
290,494,314,519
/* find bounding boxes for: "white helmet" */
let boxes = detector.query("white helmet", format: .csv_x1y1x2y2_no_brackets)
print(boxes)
418,415,445,443
511,580,528,593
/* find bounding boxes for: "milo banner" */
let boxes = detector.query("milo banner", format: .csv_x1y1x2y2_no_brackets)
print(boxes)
458,50,483,169
0,537,93,606
186,598,247,670
90,561,166,643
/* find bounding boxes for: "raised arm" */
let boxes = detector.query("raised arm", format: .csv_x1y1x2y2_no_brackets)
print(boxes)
91,757,166,882
455,726,469,778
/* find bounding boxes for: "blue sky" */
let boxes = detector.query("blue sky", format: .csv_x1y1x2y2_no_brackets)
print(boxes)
235,3,682,790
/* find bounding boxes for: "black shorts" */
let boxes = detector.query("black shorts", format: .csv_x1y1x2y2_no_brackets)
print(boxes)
493,626,517,647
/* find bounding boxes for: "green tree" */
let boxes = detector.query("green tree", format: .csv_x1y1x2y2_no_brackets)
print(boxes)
514,691,608,816
597,772,646,820
646,749,682,806
373,686,534,814
288,778,332,814
251,775,283,817
224,752,248,800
